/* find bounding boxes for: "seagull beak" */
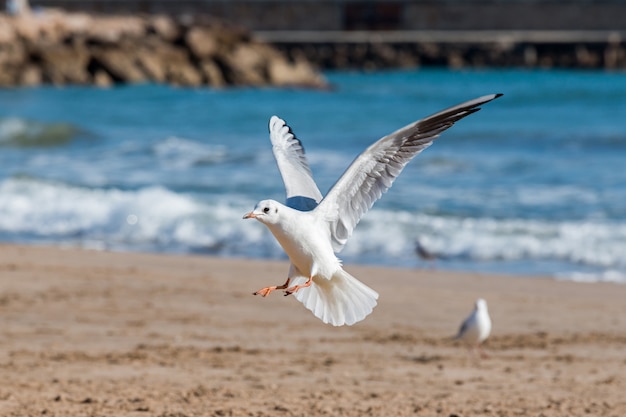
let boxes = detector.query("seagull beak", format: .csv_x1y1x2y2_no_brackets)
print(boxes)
243,212,256,219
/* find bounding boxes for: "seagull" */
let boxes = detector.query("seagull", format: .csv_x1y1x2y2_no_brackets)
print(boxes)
454,298,492,357
243,94,502,326
415,238,439,268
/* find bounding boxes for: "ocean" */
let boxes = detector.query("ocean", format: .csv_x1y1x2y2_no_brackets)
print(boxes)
0,69,625,283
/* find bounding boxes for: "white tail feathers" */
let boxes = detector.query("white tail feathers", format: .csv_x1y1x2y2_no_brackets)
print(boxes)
292,269,378,326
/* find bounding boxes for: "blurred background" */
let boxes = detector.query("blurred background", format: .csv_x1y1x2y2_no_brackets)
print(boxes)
1,0,625,282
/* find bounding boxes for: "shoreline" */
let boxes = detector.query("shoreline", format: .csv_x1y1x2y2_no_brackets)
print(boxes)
1,243,625,416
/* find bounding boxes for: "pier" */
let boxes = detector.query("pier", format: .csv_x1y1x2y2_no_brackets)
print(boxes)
17,1,626,69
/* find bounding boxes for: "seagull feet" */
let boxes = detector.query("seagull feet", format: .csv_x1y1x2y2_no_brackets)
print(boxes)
284,277,313,296
253,279,290,297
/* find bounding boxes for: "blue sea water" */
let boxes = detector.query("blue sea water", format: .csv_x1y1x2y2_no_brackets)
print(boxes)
0,69,625,283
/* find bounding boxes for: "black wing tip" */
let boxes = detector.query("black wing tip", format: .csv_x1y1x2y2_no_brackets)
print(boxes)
478,93,503,106
473,93,503,111
461,93,503,114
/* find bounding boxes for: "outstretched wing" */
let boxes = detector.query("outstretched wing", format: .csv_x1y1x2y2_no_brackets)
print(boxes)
269,116,323,211
315,94,502,252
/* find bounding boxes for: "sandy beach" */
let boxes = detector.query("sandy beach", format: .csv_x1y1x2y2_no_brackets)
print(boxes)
0,243,624,416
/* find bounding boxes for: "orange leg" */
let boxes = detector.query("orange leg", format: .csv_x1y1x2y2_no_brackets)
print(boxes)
284,276,313,296
253,278,290,297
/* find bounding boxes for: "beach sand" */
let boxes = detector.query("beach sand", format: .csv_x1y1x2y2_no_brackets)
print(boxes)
0,244,624,416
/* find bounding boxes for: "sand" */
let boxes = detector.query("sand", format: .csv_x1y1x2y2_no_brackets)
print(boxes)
0,243,624,417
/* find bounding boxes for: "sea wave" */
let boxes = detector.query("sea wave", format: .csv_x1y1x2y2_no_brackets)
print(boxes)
0,117,87,147
0,177,258,254
0,177,623,283
348,210,626,269
153,136,228,168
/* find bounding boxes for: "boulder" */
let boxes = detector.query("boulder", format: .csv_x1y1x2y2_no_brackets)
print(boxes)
221,42,271,85
19,64,42,86
135,47,167,83
185,27,219,59
93,69,113,88
199,60,226,87
37,44,91,84
0,40,26,66
0,10,327,88
87,16,146,44
0,68,16,86
268,54,326,88
149,15,179,42
157,45,203,86
92,47,147,83
0,17,17,44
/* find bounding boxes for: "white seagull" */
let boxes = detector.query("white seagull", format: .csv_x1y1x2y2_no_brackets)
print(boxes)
243,94,502,326
454,298,492,357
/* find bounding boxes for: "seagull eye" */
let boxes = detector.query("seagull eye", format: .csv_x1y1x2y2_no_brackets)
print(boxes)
263,207,270,213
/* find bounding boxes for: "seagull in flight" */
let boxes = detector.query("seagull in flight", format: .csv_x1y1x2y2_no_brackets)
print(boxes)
243,94,502,326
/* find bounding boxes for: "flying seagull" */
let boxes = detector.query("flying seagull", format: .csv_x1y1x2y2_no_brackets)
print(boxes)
454,298,492,357
243,93,502,326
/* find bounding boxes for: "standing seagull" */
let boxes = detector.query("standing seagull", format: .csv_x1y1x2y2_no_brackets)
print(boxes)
454,298,492,357
243,94,502,326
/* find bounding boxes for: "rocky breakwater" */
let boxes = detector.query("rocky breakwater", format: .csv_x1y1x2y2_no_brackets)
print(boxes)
0,10,327,88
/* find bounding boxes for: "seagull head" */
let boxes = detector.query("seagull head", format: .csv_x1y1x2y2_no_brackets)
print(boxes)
475,298,488,311
242,199,282,225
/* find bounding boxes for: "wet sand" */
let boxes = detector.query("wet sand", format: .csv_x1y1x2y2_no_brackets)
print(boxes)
0,244,624,416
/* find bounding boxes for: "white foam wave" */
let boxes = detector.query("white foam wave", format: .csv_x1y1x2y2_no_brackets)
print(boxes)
0,177,623,283
153,136,227,168
342,210,626,282
0,177,261,254
0,117,29,142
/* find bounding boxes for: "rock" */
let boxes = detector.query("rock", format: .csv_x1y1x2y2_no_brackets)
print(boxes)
268,54,326,88
158,45,203,86
222,42,272,85
0,39,26,65
38,44,91,84
0,69,16,86
199,60,226,87
185,27,219,59
92,47,147,83
135,47,167,83
0,10,327,88
167,62,203,86
0,16,17,44
19,64,42,86
87,16,146,44
93,69,113,88
55,11,92,35
148,15,179,42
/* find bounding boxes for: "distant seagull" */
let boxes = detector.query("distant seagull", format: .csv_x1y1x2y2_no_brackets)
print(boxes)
415,238,438,268
454,298,492,357
243,94,502,326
